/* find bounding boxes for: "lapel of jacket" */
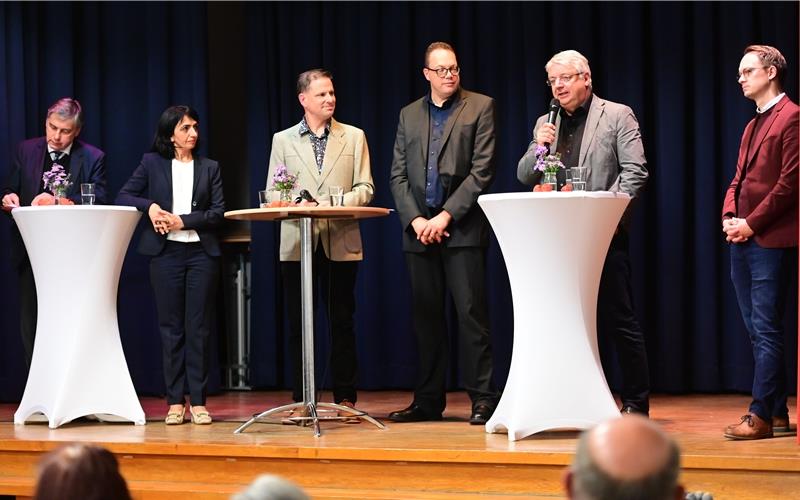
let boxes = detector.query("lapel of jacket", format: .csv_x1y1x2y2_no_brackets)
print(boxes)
319,119,345,187
160,155,174,209
579,95,604,169
439,92,467,153
192,157,203,200
33,139,47,193
744,96,786,170
291,121,322,182
68,142,85,196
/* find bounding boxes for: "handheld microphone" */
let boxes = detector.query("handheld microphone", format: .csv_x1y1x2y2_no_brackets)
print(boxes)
547,98,560,125
543,98,561,149
295,189,317,204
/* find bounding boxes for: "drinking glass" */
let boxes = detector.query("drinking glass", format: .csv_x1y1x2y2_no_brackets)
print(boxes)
329,186,344,206
80,183,95,205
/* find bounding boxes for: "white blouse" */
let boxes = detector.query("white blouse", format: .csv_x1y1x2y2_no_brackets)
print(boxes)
166,159,200,243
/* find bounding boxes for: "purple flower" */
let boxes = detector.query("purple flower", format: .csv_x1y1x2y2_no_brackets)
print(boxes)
271,163,297,191
42,163,72,195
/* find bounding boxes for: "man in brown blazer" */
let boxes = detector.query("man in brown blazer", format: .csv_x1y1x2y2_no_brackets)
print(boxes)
266,69,374,416
722,45,798,440
389,42,499,424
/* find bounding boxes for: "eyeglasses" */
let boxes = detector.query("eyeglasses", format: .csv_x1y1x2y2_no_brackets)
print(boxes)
546,73,581,87
737,66,765,81
425,66,460,78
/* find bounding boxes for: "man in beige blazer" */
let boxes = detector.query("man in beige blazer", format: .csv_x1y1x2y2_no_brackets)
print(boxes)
266,69,374,416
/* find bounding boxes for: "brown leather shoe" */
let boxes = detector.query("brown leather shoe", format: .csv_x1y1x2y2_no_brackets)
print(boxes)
724,413,773,440
281,406,312,426
337,400,361,424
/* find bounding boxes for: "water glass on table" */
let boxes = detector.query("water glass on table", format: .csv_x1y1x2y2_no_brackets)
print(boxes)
571,167,587,191
258,190,269,208
329,186,344,206
80,183,95,205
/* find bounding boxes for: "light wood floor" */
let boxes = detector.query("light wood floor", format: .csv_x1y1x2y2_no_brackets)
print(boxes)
0,391,798,499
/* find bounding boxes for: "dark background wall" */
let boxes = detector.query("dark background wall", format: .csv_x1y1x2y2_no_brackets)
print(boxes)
1,1,797,402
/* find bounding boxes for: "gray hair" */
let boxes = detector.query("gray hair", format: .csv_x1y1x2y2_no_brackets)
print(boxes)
546,50,592,88
231,474,309,500
570,427,681,500
296,69,332,94
47,98,83,130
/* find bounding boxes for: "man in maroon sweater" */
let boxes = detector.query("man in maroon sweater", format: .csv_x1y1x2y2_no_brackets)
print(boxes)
722,45,798,440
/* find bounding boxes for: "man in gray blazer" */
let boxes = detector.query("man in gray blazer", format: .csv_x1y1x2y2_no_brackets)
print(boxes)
266,69,374,417
389,42,500,425
518,50,651,416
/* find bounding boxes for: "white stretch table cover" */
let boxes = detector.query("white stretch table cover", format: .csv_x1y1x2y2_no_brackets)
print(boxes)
12,206,145,428
478,192,630,441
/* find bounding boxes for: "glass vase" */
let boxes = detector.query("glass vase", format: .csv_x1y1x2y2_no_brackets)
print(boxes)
280,189,292,204
542,171,557,191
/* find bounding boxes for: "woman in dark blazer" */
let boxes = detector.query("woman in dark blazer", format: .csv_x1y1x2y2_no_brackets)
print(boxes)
116,105,224,425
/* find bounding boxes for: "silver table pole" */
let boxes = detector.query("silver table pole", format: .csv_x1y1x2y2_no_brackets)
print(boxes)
234,216,385,435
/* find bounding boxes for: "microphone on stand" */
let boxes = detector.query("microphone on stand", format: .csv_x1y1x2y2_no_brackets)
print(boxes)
295,189,318,205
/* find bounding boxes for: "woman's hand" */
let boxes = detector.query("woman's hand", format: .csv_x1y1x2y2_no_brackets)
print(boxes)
148,203,171,234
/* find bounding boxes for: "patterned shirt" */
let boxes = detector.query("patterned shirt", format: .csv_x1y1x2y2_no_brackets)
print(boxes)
299,117,331,173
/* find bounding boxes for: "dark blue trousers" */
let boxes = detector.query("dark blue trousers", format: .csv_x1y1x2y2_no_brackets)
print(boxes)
150,241,218,406
730,240,794,420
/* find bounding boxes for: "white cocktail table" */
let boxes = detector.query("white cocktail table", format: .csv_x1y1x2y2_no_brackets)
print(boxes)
478,191,630,441
13,206,146,428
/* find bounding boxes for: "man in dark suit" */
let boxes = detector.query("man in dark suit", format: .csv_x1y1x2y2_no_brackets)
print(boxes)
389,41,499,425
517,50,650,417
722,45,798,440
2,97,107,368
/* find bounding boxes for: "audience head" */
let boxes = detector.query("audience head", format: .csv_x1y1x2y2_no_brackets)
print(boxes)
45,98,83,150
33,443,132,500
565,415,684,500
231,474,309,500
152,105,201,159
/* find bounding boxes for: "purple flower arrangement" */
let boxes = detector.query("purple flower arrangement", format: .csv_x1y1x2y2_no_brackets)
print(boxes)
271,164,297,192
532,145,565,174
42,163,72,197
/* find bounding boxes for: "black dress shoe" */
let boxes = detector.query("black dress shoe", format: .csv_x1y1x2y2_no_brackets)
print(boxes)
621,405,649,418
469,404,494,425
387,404,442,423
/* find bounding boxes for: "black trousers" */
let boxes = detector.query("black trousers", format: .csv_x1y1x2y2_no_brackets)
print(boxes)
150,241,219,407
18,259,37,369
281,245,358,404
405,246,498,415
597,230,650,413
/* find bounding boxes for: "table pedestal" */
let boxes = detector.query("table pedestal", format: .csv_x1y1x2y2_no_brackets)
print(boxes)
12,206,145,428
226,207,389,436
478,192,629,441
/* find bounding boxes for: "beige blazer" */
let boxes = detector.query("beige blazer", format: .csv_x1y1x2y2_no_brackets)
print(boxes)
266,118,374,261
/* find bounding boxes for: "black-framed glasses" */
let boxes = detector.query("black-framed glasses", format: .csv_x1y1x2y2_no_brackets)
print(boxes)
425,66,460,78
546,73,581,87
737,66,765,81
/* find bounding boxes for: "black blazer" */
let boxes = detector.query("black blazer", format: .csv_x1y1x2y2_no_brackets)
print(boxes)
389,88,497,252
3,137,107,266
115,152,225,257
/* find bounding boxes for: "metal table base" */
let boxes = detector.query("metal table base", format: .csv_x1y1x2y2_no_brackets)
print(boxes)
234,217,386,436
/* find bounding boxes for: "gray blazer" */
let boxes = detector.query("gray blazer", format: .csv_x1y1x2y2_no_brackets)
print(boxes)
517,94,648,200
390,88,497,252
266,118,374,262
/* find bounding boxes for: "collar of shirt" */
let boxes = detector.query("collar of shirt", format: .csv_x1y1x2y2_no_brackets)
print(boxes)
47,142,74,156
425,89,461,110
756,92,785,114
299,116,331,138
560,93,593,120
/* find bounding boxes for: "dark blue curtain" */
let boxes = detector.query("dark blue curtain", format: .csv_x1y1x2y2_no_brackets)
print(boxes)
1,1,797,402
0,1,212,401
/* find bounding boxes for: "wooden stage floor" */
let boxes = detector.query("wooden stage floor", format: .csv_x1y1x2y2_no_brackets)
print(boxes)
0,391,798,499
